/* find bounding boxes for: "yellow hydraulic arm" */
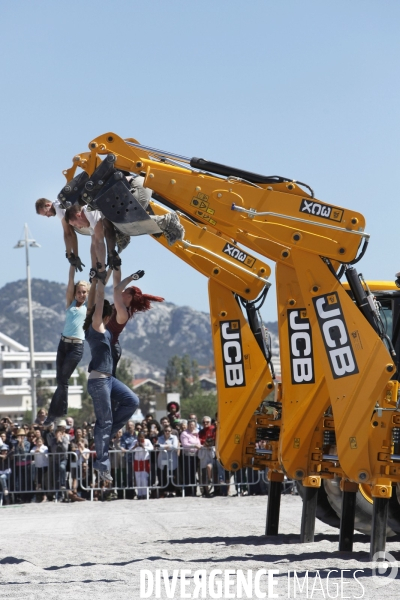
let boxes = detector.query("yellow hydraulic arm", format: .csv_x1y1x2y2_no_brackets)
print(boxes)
61,132,398,495
147,202,276,470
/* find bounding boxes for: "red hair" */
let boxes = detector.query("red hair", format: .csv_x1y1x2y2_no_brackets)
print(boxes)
126,286,164,318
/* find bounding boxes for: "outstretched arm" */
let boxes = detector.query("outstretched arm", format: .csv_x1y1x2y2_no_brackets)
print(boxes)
92,268,107,333
65,265,76,308
92,220,106,267
103,218,116,257
61,218,78,255
87,278,97,312
113,269,145,325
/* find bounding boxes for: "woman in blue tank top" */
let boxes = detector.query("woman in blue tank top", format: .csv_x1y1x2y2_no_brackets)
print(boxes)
84,264,140,482
44,266,91,426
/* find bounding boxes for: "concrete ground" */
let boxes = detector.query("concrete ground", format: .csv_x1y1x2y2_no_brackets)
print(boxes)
0,495,400,599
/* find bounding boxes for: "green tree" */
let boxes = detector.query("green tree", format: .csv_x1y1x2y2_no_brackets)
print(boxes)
165,355,182,393
180,392,217,420
116,358,134,388
181,354,192,398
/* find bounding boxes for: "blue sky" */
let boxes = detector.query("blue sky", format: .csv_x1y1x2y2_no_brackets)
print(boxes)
0,1,399,321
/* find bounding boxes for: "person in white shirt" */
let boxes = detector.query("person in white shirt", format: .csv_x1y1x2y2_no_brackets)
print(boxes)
65,204,120,274
35,198,91,271
132,432,153,499
30,437,49,502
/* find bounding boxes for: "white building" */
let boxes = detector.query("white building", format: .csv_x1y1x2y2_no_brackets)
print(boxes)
0,332,82,421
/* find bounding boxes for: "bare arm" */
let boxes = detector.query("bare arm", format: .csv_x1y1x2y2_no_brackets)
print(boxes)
65,265,76,308
92,273,106,333
92,220,106,267
102,218,116,256
87,279,97,312
61,218,78,255
113,269,129,325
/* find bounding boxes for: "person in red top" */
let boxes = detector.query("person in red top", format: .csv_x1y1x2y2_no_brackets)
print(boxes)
107,267,164,376
198,416,216,497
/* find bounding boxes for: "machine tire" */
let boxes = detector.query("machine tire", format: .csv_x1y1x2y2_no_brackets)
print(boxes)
386,484,400,534
324,478,396,537
296,480,340,529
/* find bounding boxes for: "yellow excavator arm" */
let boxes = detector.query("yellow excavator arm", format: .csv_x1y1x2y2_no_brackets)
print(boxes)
60,132,399,498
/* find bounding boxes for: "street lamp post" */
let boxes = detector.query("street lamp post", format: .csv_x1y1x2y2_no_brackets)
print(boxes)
14,224,40,421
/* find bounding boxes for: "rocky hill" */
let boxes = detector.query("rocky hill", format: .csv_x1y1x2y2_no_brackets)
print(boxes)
0,279,279,377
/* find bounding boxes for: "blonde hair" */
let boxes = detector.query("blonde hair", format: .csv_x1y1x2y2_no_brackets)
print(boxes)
74,281,90,295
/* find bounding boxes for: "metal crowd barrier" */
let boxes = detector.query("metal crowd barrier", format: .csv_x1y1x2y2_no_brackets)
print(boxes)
0,448,296,503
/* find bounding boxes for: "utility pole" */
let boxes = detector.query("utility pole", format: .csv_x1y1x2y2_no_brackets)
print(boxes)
14,224,40,421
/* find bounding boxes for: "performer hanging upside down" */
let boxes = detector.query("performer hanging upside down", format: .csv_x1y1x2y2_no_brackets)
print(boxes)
83,264,140,483
35,198,130,272
108,267,164,376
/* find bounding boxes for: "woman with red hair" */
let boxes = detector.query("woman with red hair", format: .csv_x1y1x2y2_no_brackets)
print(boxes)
108,268,164,376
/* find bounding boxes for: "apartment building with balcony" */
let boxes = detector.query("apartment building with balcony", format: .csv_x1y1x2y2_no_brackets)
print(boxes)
0,332,82,420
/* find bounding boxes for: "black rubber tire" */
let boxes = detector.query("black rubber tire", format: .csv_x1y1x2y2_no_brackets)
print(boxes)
296,480,341,529
386,483,400,534
324,478,396,537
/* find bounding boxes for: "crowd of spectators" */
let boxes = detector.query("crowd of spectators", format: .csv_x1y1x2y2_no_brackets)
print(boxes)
0,402,270,505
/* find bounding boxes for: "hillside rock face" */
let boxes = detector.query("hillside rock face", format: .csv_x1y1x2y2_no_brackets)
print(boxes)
0,279,279,377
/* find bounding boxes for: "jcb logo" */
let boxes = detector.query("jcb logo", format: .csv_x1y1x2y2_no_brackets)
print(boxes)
300,199,343,223
222,243,256,268
313,292,358,379
220,320,246,388
288,309,315,384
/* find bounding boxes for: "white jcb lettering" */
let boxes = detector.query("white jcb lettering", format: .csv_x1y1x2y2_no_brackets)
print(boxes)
221,323,240,340
293,358,314,383
289,311,309,331
330,347,356,376
322,318,347,348
314,293,358,378
315,297,340,319
291,332,311,357
226,365,244,386
223,341,242,364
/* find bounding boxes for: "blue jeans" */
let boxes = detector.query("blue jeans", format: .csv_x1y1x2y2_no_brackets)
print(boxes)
0,473,9,492
88,376,139,472
48,339,84,418
55,457,67,488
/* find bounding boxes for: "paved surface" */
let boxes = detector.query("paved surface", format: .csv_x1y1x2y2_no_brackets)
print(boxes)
0,495,400,599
